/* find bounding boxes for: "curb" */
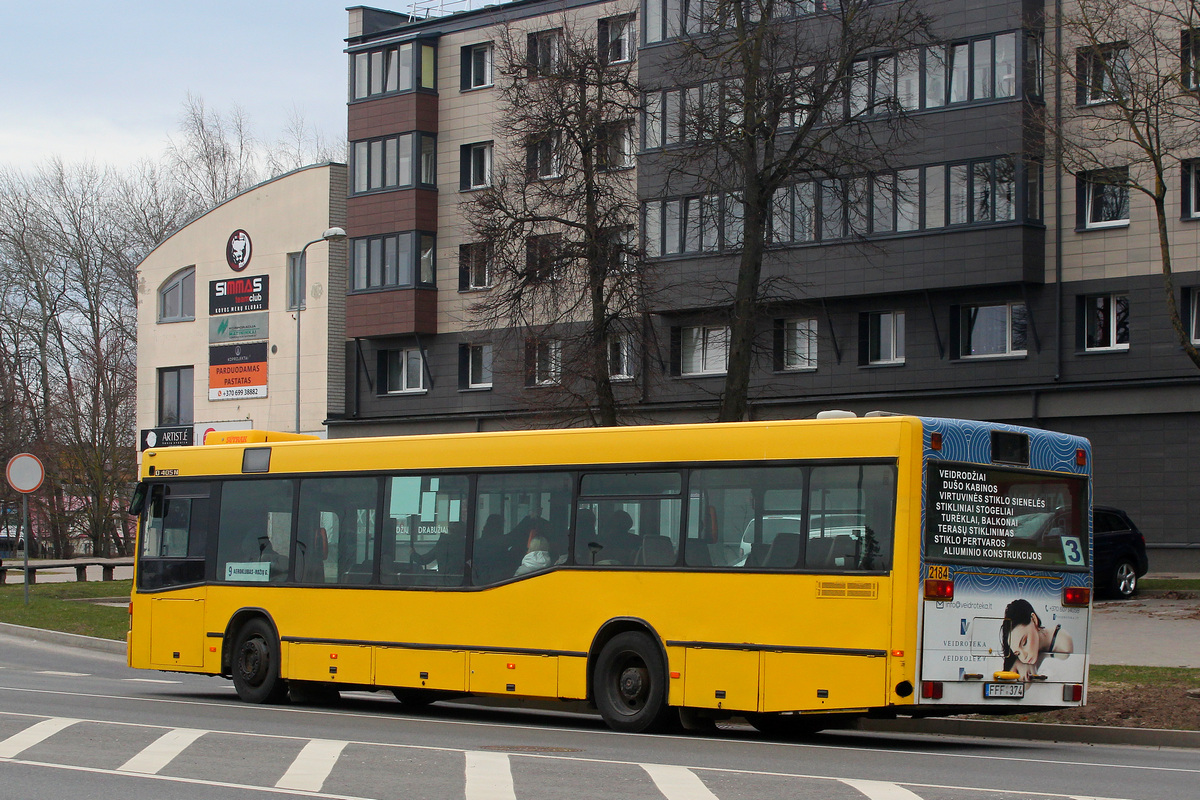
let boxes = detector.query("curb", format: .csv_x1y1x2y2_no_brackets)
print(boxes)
858,717,1200,749
0,621,126,656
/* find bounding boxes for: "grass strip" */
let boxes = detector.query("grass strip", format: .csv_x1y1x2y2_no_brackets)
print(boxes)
1139,578,1200,591
0,579,132,640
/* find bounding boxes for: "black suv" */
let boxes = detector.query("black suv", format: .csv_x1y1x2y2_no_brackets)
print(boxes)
1093,506,1150,598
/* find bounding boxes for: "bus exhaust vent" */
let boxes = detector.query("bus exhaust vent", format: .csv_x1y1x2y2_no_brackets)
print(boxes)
816,580,879,599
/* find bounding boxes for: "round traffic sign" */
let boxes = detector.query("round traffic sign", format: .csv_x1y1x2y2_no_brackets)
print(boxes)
5,453,45,494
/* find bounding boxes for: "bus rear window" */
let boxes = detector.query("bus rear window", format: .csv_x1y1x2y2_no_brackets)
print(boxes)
925,463,1088,570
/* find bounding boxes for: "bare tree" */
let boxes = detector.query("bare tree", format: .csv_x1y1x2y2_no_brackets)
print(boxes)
265,106,346,175
165,93,264,209
1050,0,1200,369
462,13,648,426
651,0,931,420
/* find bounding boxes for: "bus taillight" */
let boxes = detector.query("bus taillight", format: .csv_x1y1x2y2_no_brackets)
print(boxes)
924,578,954,600
1063,587,1091,607
1076,448,1087,467
921,681,943,699
1063,684,1083,702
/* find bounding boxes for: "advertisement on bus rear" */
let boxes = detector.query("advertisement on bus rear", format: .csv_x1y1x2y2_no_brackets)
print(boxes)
925,463,1088,570
921,569,1088,686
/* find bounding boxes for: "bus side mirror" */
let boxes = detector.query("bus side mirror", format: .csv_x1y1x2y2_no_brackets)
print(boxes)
128,482,149,516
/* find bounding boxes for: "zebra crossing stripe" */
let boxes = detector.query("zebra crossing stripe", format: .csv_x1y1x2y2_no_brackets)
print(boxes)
118,728,206,774
840,778,925,799
0,717,79,759
642,764,720,800
465,751,517,800
275,738,349,792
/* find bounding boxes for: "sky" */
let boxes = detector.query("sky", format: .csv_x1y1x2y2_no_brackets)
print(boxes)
0,1,366,170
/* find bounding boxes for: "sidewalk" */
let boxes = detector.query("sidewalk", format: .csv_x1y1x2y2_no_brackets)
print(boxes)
1090,573,1200,668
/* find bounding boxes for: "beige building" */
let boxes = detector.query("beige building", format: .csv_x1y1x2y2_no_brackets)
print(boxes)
136,163,348,452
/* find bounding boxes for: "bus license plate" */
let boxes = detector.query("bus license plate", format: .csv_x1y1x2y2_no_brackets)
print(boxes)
983,682,1025,699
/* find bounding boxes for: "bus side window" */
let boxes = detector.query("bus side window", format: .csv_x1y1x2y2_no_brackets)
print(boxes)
137,482,210,590
685,467,805,569
297,476,379,585
806,464,895,572
216,480,294,584
382,474,469,587
474,472,572,585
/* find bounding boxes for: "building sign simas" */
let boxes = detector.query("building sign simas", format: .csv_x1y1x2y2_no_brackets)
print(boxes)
210,275,268,315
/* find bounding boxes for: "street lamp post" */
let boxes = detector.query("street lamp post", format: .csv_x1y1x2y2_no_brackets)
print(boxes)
295,227,347,433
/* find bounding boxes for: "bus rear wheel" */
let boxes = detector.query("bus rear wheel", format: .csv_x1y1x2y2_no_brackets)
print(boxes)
232,618,288,704
594,631,670,733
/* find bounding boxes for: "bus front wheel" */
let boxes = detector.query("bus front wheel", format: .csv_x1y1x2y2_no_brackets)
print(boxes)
232,618,288,704
594,631,670,733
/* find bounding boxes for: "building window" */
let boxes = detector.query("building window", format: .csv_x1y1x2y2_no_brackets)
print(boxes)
1079,168,1130,229
644,195,720,256
353,42,431,99
600,226,634,272
158,267,195,323
1191,291,1200,345
381,348,424,394
777,318,817,371
460,142,493,190
863,311,905,365
609,333,633,379
597,122,634,170
525,234,562,280
461,43,493,90
351,232,436,291
527,29,561,77
680,325,729,375
1082,293,1130,351
287,253,305,311
527,339,561,385
1183,160,1200,219
600,15,634,64
459,242,492,290
157,366,194,426
460,343,493,389
1077,44,1128,105
528,133,562,179
957,303,1028,358
352,133,435,194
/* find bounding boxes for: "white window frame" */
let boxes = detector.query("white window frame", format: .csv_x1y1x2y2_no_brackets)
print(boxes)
867,311,905,365
532,339,562,385
1082,169,1130,229
602,15,634,64
1192,292,1200,345
287,253,305,311
532,133,562,179
1080,44,1128,105
467,142,492,189
960,302,1028,358
1083,293,1130,351
158,267,196,323
782,318,818,371
463,241,492,289
599,122,635,170
1186,160,1200,220
608,333,633,379
681,325,729,375
468,343,493,388
469,43,493,89
529,29,561,77
385,348,425,394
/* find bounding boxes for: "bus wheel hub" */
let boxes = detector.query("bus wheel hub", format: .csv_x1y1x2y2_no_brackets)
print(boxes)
619,667,647,704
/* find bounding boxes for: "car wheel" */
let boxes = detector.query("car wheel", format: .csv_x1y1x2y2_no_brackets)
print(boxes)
594,631,671,733
231,618,289,703
1111,559,1138,598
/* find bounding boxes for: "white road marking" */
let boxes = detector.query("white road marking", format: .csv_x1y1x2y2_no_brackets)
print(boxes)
36,670,88,677
123,678,183,684
0,717,79,758
465,751,517,800
643,763,720,799
118,727,206,774
275,738,348,792
841,778,924,799
0,757,373,799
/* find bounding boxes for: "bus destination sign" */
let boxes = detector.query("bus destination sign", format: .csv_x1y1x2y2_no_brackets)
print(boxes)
924,463,1087,569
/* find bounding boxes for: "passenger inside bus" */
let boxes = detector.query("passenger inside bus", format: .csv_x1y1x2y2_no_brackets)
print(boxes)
599,509,638,564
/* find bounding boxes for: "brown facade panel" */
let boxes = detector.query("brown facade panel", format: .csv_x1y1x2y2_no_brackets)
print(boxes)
347,189,439,237
346,288,439,338
349,92,439,140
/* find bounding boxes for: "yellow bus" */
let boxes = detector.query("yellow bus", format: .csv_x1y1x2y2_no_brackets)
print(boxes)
128,413,1093,733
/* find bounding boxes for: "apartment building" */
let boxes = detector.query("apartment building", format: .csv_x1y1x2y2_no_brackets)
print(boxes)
334,1,1200,568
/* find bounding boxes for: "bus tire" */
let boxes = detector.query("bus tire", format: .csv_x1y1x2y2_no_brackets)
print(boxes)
744,712,826,738
594,631,670,733
232,618,288,704
391,688,440,707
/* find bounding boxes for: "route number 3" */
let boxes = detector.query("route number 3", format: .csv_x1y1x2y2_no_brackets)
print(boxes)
1060,536,1084,566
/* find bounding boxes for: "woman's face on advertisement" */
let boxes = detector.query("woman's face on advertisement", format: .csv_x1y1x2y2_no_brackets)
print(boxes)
1007,613,1041,665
